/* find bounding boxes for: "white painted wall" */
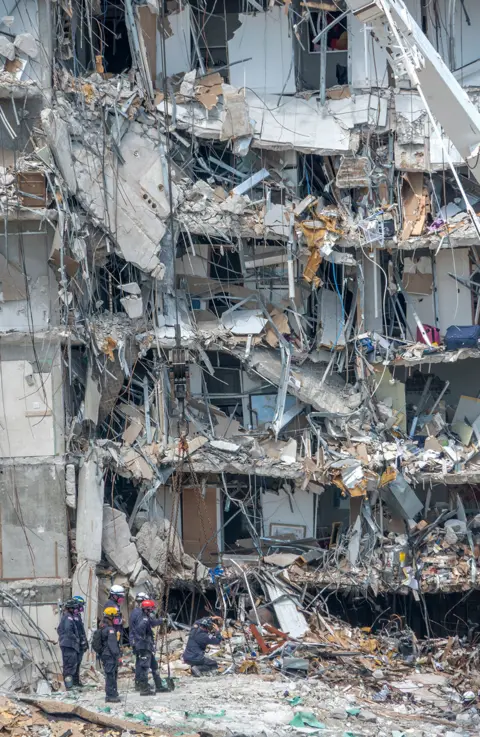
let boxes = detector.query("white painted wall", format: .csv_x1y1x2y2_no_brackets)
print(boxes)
176,253,209,277
349,13,388,89
156,5,191,80
436,247,472,331
427,0,480,85
406,247,472,337
0,360,55,457
0,230,57,332
262,488,314,538
228,7,295,95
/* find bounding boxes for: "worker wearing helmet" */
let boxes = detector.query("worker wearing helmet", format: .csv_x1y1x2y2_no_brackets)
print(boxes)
105,584,125,639
129,592,149,691
57,598,81,690
182,616,223,677
72,595,88,687
99,606,122,703
131,599,167,695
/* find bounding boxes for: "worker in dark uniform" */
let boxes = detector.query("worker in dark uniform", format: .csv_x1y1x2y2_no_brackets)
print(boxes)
100,606,122,703
72,595,88,687
57,598,81,690
105,584,125,639
129,592,148,691
131,599,167,695
182,617,223,677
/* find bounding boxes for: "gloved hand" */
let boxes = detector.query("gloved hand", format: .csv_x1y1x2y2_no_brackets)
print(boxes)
81,639,88,652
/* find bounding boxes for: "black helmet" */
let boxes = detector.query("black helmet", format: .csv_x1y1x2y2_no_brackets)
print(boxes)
198,617,213,629
64,598,78,610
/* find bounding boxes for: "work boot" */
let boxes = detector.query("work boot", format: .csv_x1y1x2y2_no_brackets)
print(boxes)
139,680,155,696
64,675,74,690
153,673,169,693
134,680,141,692
73,679,84,688
105,696,121,703
190,666,202,678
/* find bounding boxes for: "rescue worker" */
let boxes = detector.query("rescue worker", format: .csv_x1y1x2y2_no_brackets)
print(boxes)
131,599,167,695
100,606,122,703
72,595,88,687
105,584,125,638
182,617,223,677
129,592,149,691
57,598,81,690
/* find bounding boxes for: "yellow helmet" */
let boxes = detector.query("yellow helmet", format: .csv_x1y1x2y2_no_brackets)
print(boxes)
104,606,119,617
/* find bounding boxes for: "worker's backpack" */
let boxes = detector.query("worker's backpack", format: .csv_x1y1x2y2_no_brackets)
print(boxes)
91,626,104,654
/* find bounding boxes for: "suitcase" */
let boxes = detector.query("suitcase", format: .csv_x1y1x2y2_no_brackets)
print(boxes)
444,325,480,351
417,324,440,345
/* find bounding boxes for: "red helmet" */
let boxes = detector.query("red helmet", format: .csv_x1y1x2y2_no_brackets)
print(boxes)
140,599,156,610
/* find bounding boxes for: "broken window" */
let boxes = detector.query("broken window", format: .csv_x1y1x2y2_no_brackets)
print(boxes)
296,5,349,93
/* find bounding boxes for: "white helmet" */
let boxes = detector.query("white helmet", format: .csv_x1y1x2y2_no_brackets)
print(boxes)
110,585,125,596
135,591,148,602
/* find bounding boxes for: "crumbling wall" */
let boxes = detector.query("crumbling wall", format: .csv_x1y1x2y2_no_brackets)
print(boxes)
0,462,68,578
0,579,67,690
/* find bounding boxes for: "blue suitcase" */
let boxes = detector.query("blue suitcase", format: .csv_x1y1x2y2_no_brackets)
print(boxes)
444,325,480,350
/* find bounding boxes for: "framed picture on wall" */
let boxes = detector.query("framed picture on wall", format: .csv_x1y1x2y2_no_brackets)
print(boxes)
269,523,306,540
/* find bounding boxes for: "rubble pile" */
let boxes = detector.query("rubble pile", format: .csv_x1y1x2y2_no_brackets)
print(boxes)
43,612,480,734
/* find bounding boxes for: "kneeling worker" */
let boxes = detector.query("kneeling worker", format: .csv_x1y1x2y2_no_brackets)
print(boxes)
182,617,223,677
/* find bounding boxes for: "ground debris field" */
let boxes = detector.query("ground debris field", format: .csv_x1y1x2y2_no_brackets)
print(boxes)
7,610,480,737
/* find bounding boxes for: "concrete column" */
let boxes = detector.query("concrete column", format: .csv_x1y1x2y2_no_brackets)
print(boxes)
76,457,104,562
72,456,104,641
361,251,383,333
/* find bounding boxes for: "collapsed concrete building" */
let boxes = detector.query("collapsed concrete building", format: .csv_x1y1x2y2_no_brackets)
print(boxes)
2,0,480,689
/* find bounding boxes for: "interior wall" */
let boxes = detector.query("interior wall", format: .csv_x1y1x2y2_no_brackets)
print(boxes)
406,247,471,337
156,5,191,80
401,358,480,423
348,12,388,89
426,0,480,85
228,7,295,95
261,488,314,538
0,227,57,332
316,486,349,535
0,360,55,457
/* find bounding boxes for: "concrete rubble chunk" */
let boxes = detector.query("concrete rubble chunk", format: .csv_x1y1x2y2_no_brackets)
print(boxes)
135,520,169,574
65,463,76,509
14,32,38,57
71,129,173,275
120,294,143,318
0,34,15,60
41,109,77,193
102,504,140,575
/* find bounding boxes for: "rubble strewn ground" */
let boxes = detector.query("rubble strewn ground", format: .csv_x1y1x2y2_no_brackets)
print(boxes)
10,611,480,737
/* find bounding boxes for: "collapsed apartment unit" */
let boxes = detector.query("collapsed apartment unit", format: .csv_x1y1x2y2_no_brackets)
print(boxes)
2,0,480,687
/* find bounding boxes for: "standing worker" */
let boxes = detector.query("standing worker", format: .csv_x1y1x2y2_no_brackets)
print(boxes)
131,599,167,695
99,606,122,703
57,598,81,690
182,617,223,677
129,592,148,691
105,584,125,639
72,595,88,687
